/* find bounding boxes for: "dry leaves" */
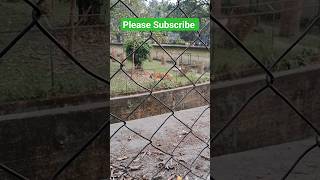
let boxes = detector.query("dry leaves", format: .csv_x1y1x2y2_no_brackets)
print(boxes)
129,164,142,171
117,156,129,161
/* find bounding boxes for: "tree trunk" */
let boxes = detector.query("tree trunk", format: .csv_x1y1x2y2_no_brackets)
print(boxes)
279,0,304,37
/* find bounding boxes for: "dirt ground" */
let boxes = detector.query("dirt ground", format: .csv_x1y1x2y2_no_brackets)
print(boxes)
213,138,320,180
110,105,320,180
110,106,210,180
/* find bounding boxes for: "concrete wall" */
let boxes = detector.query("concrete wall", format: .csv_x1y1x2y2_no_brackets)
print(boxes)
0,102,107,179
0,93,106,115
110,83,210,122
212,65,320,156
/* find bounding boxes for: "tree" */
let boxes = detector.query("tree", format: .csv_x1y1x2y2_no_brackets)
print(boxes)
279,0,304,37
110,0,148,42
147,0,172,17
124,37,152,70
169,0,209,43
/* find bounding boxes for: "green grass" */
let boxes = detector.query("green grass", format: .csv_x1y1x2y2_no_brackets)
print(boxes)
213,28,320,75
142,60,172,72
110,59,210,97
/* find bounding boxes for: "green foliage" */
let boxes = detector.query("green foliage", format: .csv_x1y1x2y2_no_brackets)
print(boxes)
147,0,173,17
175,38,186,45
153,32,169,44
124,37,152,67
110,0,148,42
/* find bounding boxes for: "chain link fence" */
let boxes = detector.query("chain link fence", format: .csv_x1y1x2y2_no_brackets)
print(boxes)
211,0,320,179
110,0,210,179
1,0,319,179
212,0,320,80
0,0,108,179
0,8,107,103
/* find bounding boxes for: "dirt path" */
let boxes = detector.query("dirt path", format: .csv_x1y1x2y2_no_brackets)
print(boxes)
110,106,210,179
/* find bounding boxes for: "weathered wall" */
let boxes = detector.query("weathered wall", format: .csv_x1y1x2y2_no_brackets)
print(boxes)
213,65,320,156
0,92,106,115
0,102,107,179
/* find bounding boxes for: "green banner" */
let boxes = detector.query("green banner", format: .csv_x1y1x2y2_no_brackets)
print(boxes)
120,18,199,31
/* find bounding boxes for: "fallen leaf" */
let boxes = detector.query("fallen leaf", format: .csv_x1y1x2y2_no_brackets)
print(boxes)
176,158,187,164
165,163,174,170
200,155,210,161
152,151,164,155
129,164,142,171
117,156,128,161
133,157,140,162
165,159,175,170
153,175,164,180
157,157,164,162
179,130,188,135
177,176,183,180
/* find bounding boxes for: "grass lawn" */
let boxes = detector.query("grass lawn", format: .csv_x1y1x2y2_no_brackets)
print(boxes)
110,60,210,97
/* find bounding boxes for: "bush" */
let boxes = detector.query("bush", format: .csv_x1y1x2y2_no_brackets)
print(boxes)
124,37,152,68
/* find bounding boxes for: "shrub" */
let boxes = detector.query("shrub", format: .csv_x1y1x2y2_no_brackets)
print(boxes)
124,37,152,68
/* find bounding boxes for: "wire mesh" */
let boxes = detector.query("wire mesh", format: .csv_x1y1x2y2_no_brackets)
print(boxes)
1,0,318,179
0,0,108,179
110,0,210,179
0,0,210,179
210,0,320,179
